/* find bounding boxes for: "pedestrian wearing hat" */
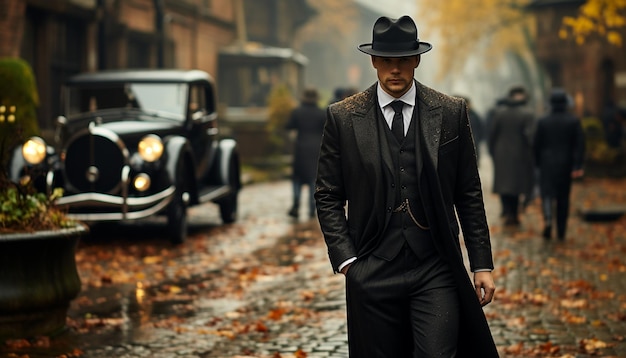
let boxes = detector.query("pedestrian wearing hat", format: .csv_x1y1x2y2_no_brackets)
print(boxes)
315,15,498,357
286,87,326,219
488,85,536,226
533,88,585,240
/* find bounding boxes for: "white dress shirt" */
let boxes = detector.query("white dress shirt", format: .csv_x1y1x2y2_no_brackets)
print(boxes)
377,80,416,135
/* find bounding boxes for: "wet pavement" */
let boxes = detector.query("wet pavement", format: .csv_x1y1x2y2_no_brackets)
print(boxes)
1,156,626,358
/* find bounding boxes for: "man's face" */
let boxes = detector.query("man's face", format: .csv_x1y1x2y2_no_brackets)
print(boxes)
372,55,420,98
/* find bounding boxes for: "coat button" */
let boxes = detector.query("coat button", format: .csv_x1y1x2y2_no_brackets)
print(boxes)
387,207,392,212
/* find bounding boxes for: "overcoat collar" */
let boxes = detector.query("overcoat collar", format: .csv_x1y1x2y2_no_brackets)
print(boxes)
352,80,443,182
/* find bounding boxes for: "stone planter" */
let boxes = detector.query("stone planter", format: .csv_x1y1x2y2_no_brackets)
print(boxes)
0,224,87,339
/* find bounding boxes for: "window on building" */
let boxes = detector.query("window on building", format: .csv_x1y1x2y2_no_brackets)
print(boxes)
128,35,152,69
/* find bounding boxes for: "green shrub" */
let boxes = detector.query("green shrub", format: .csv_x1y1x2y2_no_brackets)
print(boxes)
0,58,40,166
581,116,620,164
265,84,296,155
0,58,69,233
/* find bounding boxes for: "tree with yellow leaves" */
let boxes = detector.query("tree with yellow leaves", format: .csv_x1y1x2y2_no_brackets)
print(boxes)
417,0,625,77
560,0,626,46
415,0,535,77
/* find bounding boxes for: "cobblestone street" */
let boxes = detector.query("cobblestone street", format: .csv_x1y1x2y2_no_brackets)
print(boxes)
1,157,625,358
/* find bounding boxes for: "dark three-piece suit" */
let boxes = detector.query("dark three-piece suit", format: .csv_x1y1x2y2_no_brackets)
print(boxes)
315,81,499,357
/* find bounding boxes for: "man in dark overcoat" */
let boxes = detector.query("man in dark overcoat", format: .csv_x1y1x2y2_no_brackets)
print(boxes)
286,87,326,219
533,88,585,240
315,15,498,357
488,86,535,225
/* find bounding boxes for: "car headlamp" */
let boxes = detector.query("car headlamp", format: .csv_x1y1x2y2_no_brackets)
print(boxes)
22,137,47,165
133,173,151,192
138,135,163,162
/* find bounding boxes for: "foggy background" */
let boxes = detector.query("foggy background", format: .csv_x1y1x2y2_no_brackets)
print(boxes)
301,0,533,117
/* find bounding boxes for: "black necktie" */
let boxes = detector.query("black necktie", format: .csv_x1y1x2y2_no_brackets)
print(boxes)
390,101,405,142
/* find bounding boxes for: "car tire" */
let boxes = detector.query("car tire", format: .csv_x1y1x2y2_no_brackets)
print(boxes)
168,165,189,244
218,160,239,224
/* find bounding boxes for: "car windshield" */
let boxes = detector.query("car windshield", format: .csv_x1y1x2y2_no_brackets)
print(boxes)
66,83,188,120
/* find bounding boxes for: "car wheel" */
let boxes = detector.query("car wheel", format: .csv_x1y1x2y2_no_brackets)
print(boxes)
218,161,238,224
168,167,189,244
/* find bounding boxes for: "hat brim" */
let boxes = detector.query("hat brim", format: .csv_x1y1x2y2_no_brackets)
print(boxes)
358,42,432,57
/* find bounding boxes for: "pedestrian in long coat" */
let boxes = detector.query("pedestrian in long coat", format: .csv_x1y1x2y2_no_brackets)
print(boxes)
488,86,535,225
286,87,325,219
315,15,498,357
533,88,585,240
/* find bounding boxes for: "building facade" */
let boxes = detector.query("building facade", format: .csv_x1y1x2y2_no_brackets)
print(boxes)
528,0,626,117
2,0,316,136
9,0,238,130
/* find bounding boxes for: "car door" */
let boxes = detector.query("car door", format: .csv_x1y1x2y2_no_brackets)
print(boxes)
188,82,218,181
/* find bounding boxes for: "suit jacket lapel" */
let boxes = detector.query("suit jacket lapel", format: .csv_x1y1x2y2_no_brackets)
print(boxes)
377,106,394,176
416,81,442,171
351,85,389,181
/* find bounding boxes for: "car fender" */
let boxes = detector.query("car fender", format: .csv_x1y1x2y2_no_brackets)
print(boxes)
163,136,193,185
217,138,240,188
8,145,27,182
8,143,58,192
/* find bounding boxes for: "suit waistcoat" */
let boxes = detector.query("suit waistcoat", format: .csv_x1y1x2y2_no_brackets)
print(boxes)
373,105,436,262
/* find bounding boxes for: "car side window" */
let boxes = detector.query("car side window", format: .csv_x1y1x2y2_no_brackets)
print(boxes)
189,85,207,117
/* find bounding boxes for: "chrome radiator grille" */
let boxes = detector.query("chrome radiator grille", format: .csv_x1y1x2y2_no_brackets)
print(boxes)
64,130,128,194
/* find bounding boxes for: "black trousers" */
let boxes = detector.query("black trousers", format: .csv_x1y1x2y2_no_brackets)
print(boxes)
344,246,459,357
500,194,520,219
542,190,571,238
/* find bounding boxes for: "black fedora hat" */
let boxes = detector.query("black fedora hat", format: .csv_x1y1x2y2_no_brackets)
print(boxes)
358,16,432,57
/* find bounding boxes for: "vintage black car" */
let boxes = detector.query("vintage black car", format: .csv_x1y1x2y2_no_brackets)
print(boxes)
9,69,241,243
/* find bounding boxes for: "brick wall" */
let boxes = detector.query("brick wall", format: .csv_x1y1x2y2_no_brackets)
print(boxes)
0,0,26,57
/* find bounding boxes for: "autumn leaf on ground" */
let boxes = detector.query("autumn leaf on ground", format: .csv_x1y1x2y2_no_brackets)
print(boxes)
606,312,626,322
3,339,31,349
215,328,236,339
31,336,50,348
294,348,307,358
153,316,186,328
268,307,287,321
579,337,613,354
560,298,587,308
256,320,269,332
142,256,161,264
504,341,524,355
56,348,84,357
505,316,526,328
83,317,125,329
590,290,615,299
533,341,560,355
563,313,587,324
300,290,315,301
